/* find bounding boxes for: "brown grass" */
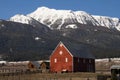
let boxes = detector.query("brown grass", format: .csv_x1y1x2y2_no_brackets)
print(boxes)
0,72,110,80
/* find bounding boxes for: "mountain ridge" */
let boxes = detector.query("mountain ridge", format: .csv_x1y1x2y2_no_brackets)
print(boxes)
0,7,120,61
10,6,120,31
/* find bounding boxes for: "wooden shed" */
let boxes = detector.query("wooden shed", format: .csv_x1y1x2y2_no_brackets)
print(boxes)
111,65,120,80
0,61,38,73
40,61,50,73
50,41,95,73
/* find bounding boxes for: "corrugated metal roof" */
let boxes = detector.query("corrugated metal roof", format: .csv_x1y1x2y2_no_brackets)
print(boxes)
31,61,41,69
60,41,95,59
111,65,120,69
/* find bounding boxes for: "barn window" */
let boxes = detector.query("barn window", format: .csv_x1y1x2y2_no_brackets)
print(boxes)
65,58,68,62
83,59,86,63
59,51,63,55
89,59,91,63
78,58,79,62
54,58,57,63
60,44,63,47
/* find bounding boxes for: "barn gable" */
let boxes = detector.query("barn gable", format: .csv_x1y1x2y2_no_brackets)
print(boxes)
50,41,94,59
50,41,73,58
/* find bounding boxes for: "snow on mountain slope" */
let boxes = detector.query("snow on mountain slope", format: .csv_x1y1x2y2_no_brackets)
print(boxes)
10,14,36,24
74,11,100,26
93,15,120,30
10,7,120,31
27,7,79,29
10,14,44,27
27,7,100,29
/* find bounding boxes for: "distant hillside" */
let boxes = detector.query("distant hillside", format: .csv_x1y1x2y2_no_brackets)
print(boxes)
0,20,120,61
95,58,120,71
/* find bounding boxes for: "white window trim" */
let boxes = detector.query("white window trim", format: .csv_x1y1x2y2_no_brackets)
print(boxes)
54,58,57,63
65,58,68,62
59,50,63,55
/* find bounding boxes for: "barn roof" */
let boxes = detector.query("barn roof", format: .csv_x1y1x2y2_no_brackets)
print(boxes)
31,61,40,69
111,65,120,69
60,41,95,59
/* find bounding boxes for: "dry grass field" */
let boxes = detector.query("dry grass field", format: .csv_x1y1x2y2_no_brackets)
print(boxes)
0,72,110,80
0,58,116,80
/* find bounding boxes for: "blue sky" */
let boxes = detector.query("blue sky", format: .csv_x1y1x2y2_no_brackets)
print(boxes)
0,0,120,20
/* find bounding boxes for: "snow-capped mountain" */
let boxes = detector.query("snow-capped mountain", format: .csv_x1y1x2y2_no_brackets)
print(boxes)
10,14,34,24
1,14,120,60
93,16,120,31
10,14,50,32
10,7,120,31
10,14,43,27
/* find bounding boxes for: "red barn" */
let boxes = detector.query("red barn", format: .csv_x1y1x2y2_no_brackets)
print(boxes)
50,41,95,73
